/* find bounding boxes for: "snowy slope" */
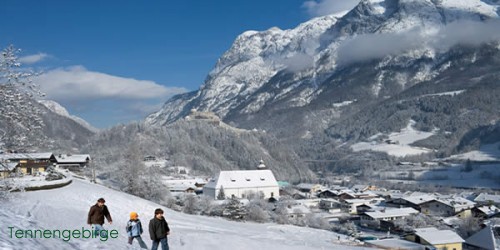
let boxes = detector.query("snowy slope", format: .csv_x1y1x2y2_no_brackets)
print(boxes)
38,100,99,133
448,142,500,162
351,120,436,157
0,179,367,250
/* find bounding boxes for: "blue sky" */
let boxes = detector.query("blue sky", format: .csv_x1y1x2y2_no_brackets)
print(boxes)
1,0,358,128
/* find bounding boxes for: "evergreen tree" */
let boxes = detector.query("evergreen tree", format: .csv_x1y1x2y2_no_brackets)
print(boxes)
464,158,473,172
217,186,226,200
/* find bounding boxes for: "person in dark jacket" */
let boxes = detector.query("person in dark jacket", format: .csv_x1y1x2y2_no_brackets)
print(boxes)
87,197,112,237
149,208,170,250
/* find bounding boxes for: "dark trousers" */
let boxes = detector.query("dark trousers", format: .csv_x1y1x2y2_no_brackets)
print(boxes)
128,236,148,249
151,237,168,250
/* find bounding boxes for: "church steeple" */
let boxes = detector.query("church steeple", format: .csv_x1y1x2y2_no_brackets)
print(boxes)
257,159,267,170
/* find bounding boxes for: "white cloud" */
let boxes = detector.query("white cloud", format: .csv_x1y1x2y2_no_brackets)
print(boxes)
19,53,50,64
35,65,187,101
303,0,360,17
282,53,315,72
33,66,188,128
336,19,500,65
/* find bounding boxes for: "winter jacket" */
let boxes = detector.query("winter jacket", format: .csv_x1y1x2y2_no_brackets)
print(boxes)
149,217,170,241
87,204,112,225
126,219,143,237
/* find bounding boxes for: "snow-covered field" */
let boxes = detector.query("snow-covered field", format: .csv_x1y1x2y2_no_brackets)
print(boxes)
351,120,436,157
448,142,500,162
381,163,500,189
0,179,369,250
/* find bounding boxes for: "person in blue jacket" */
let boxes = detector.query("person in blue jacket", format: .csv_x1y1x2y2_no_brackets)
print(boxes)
126,211,148,249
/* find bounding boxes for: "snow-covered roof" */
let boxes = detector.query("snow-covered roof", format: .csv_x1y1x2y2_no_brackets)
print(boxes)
364,207,419,219
296,183,322,190
0,162,18,171
430,197,476,210
414,227,464,245
466,225,498,250
204,170,278,189
366,239,425,250
286,204,311,214
0,152,54,161
351,185,368,191
402,194,436,205
344,198,384,204
475,193,500,204
164,178,207,190
476,205,500,217
55,154,90,163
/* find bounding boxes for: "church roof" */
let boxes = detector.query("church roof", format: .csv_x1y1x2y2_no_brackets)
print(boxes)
204,170,278,189
466,225,498,250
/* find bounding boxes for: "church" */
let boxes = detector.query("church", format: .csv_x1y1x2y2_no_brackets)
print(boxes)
203,160,279,200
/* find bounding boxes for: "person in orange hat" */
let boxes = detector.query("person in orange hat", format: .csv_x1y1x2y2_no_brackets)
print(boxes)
126,211,148,249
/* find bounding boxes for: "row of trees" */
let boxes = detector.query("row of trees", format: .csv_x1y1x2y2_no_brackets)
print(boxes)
166,194,331,230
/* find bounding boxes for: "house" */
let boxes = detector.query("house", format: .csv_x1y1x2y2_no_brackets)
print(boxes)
0,162,18,178
286,204,311,219
143,155,156,161
164,178,207,194
390,194,436,211
0,153,56,175
365,238,427,250
474,193,500,207
342,198,384,214
405,227,464,250
203,161,279,200
318,189,337,198
465,224,500,250
472,205,500,219
55,154,91,170
356,204,374,214
361,207,419,222
319,199,342,213
295,183,324,195
420,197,475,217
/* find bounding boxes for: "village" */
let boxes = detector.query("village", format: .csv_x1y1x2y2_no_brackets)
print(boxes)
1,152,500,249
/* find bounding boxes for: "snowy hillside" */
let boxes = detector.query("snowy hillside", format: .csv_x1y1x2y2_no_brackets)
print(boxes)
0,179,366,250
39,100,99,133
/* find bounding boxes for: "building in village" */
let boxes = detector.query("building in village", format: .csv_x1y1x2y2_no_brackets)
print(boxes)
361,207,419,222
0,153,56,175
420,197,476,217
203,160,279,200
0,161,19,178
405,227,464,250
465,224,500,250
474,193,500,207
55,154,91,170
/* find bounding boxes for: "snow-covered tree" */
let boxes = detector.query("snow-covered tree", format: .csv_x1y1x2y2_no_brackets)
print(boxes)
115,141,170,204
217,185,226,200
182,194,199,214
0,45,45,150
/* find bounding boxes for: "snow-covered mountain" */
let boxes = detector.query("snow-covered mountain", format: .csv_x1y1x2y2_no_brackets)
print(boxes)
146,0,500,126
39,100,99,133
0,85,95,151
1,179,363,249
146,0,500,162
